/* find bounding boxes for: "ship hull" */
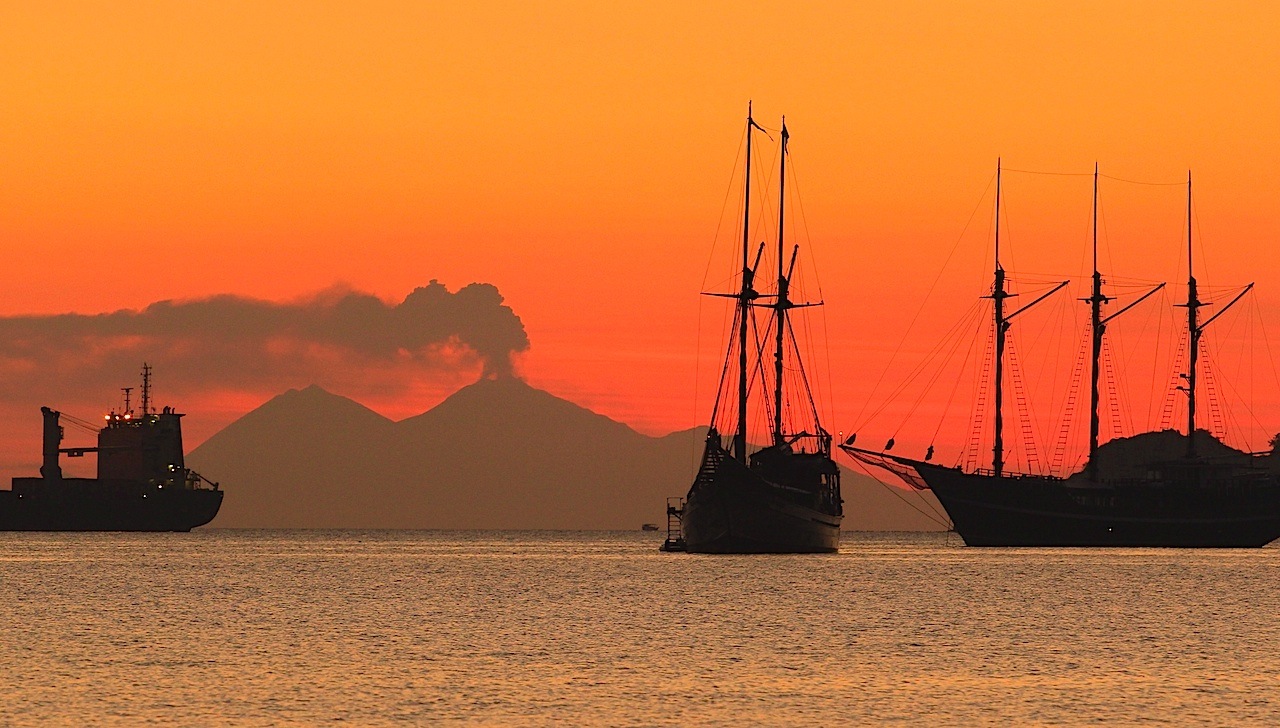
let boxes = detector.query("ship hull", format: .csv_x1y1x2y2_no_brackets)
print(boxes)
916,464,1280,547
1,478,223,532
682,451,841,554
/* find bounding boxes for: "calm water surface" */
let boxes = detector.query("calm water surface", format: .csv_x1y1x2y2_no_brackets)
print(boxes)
1,530,1278,725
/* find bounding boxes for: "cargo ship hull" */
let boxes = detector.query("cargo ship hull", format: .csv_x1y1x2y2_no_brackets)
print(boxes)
1,478,223,532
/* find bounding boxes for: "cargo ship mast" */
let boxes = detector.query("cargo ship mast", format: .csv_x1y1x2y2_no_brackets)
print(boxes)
140,362,153,416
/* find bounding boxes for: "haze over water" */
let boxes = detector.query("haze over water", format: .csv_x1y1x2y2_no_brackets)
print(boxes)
2,531,1277,725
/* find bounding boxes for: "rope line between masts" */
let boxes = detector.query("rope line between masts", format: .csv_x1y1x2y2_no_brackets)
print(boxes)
1000,165,1190,186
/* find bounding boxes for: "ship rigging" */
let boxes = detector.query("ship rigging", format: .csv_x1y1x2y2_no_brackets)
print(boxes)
842,164,1280,547
665,104,842,554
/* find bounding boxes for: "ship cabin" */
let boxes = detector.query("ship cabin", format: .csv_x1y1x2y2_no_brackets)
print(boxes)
32,404,205,490
97,407,187,484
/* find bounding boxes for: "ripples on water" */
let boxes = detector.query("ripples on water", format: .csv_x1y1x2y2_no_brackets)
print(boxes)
1,531,1278,725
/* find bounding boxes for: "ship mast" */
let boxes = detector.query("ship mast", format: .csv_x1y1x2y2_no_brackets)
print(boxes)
1087,164,1109,479
734,103,760,463
772,119,790,445
1185,171,1200,456
1085,167,1164,478
991,160,1009,476
1172,171,1255,458
987,159,1068,477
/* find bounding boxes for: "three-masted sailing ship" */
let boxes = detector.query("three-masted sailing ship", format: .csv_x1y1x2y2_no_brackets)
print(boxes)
844,164,1280,547
666,106,843,554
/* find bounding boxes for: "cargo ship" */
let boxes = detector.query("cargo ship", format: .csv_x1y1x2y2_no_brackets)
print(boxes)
0,364,223,531
843,166,1280,547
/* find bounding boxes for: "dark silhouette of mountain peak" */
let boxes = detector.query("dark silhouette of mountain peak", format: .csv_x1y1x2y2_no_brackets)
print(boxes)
187,385,396,528
234,384,394,434
399,375,640,441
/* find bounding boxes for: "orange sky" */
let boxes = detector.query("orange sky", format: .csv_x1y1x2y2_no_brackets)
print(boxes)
3,2,1280,470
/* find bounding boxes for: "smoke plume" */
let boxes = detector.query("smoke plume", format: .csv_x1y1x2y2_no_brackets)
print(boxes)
0,280,529,400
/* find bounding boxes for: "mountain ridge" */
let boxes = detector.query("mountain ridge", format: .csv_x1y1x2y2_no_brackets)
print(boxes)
188,377,946,531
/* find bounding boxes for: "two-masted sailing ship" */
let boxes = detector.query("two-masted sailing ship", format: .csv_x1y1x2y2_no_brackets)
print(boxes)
665,106,843,553
844,164,1280,547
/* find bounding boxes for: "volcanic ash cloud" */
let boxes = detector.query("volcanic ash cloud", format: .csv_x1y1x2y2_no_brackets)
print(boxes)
0,280,530,398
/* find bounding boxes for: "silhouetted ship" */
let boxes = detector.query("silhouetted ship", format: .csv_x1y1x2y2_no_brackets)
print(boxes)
0,364,223,531
844,165,1280,547
666,106,843,553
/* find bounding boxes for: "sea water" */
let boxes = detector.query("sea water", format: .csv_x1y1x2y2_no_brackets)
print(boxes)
1,530,1277,726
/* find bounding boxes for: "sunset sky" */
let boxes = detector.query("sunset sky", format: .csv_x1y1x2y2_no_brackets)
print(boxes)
2,2,1279,475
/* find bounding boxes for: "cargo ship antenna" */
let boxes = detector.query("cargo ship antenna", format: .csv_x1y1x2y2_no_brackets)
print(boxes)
140,362,152,416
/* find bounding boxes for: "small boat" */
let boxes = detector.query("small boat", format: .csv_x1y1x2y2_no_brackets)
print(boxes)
641,523,659,531
0,364,223,531
667,105,843,554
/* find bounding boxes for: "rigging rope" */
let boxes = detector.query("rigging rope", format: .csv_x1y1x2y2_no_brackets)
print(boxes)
864,300,984,431
1006,334,1041,474
700,125,750,451
841,454,953,530
930,304,987,450
785,152,839,430
852,174,996,429
1050,327,1089,475
787,317,822,434
905,306,985,427
1160,327,1189,431
1100,173,1188,187
1209,301,1273,447
709,307,742,431
59,412,102,435
1145,289,1173,432
700,125,747,293
963,314,996,471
